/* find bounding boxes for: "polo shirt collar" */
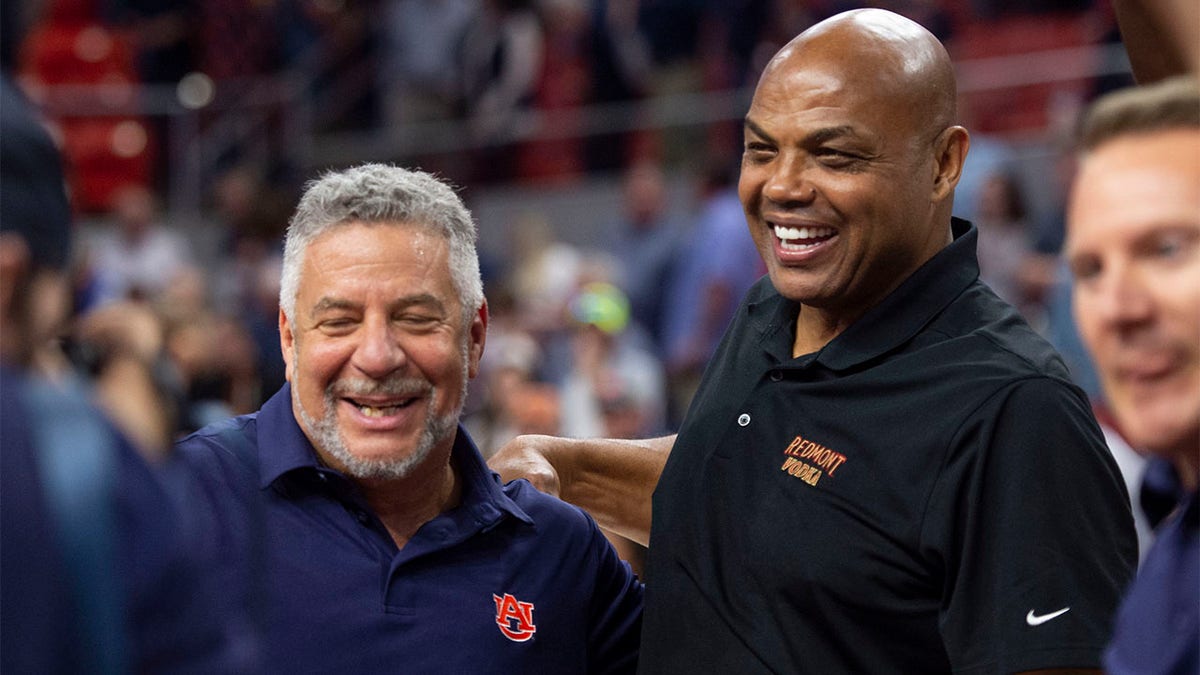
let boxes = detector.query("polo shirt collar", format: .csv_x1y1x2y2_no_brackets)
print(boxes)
255,383,532,526
751,218,979,371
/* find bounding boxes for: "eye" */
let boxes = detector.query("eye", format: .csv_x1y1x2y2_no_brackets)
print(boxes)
815,147,863,169
395,312,441,331
742,141,776,163
1067,254,1102,283
317,316,358,335
1147,230,1196,260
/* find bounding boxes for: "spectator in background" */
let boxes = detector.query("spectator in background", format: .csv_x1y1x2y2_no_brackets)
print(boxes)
973,170,1044,325
584,0,654,172
506,211,584,341
1064,75,1198,675
463,283,559,457
608,158,685,358
207,164,289,313
84,182,191,307
0,73,251,675
460,0,543,140
559,281,666,441
662,159,762,427
379,0,476,129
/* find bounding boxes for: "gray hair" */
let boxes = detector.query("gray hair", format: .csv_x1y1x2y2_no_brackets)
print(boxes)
280,164,483,325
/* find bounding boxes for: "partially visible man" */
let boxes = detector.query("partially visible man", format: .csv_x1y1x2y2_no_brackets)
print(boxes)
0,75,250,674
1110,0,1199,83
175,164,643,673
1065,75,1199,675
489,9,1136,673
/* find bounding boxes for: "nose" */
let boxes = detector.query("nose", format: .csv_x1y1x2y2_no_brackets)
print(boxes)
762,153,817,206
352,315,406,377
1091,262,1155,332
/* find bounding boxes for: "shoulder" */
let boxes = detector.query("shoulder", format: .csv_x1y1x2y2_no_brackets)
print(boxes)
502,478,600,534
933,282,1075,383
173,414,261,490
176,414,258,458
498,478,622,559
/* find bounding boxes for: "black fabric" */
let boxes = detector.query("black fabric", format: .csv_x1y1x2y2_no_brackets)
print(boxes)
640,219,1137,674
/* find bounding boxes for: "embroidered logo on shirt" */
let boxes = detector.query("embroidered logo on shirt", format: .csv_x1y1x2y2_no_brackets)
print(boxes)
780,434,847,487
494,593,537,642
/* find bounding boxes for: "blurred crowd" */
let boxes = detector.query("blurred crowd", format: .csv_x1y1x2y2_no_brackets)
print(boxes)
2,0,1139,463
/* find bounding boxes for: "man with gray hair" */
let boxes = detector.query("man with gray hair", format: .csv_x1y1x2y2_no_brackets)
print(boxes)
176,163,643,673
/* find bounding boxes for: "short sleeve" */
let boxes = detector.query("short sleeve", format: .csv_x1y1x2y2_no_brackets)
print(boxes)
584,515,644,675
925,377,1137,672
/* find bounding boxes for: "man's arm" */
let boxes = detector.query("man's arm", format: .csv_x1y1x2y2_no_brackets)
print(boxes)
1111,0,1199,82
488,434,674,546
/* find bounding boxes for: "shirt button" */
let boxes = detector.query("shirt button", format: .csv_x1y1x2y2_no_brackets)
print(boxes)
354,511,370,525
770,370,783,382
737,413,751,427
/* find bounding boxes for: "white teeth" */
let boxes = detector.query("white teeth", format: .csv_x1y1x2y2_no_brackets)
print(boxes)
774,225,834,241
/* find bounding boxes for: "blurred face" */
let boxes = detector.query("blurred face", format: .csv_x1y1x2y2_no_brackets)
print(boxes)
1066,129,1200,461
281,221,486,480
739,49,954,321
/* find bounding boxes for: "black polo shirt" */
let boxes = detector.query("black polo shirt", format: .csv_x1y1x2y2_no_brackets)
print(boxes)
641,219,1136,674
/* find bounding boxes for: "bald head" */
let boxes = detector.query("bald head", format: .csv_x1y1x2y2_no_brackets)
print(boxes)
738,8,969,328
768,9,958,138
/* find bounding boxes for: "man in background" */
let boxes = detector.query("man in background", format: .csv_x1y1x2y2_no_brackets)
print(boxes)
0,75,250,674
1065,74,1199,675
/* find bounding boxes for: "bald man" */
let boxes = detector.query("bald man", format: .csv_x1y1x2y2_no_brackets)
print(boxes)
491,9,1135,673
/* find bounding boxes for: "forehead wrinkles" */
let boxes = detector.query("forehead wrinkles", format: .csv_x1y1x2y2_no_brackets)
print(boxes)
751,52,924,152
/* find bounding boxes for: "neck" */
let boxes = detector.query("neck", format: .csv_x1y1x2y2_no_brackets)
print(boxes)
792,307,854,357
356,452,462,549
796,307,844,355
1175,443,1200,493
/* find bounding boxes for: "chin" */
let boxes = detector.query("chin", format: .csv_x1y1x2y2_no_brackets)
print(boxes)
1118,411,1200,460
338,441,433,481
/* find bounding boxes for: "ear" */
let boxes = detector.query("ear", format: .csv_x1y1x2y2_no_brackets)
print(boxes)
0,233,31,323
467,299,488,380
931,125,970,204
279,307,295,383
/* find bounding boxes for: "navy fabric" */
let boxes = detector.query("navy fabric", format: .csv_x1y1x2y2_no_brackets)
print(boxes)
175,384,644,674
0,365,252,674
1105,471,1199,675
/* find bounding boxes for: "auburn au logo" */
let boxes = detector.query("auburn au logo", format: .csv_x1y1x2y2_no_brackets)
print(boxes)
493,593,537,642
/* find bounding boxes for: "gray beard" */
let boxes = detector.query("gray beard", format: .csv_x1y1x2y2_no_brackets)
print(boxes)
292,346,469,480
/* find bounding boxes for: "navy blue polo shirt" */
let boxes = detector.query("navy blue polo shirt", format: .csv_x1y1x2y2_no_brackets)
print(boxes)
175,385,643,674
640,219,1137,674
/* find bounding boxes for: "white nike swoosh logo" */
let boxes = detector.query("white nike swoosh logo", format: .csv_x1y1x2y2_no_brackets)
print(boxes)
1026,607,1070,626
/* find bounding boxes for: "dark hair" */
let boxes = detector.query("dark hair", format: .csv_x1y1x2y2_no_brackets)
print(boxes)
1078,75,1200,152
0,77,72,271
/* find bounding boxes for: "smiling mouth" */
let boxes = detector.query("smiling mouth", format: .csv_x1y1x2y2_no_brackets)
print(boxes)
348,397,418,417
773,224,836,250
